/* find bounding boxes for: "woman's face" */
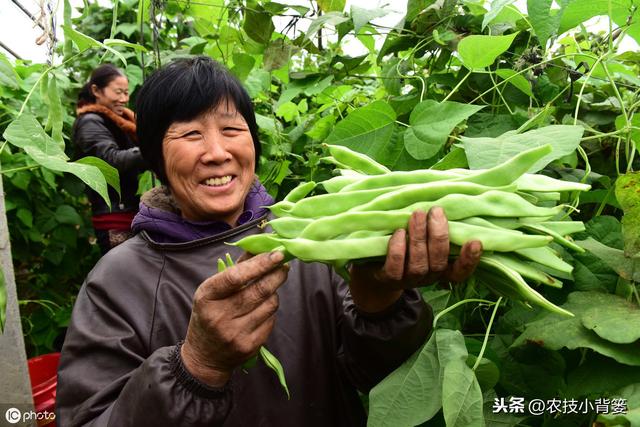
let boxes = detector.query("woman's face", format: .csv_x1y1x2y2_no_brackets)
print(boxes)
162,104,256,225
92,75,129,115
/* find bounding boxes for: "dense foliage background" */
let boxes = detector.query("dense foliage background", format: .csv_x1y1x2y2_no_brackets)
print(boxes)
1,0,639,425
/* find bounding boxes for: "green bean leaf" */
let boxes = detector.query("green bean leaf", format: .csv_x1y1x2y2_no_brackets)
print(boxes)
368,329,468,427
457,33,519,70
461,125,584,173
404,100,484,160
513,292,640,366
442,359,484,427
324,100,397,165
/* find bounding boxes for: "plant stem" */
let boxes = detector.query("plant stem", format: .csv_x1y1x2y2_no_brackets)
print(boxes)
433,298,494,329
18,49,88,117
472,297,502,371
573,53,606,126
442,70,471,103
0,165,40,174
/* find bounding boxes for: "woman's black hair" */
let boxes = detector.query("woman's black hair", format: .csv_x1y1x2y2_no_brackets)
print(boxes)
77,64,124,107
135,56,261,184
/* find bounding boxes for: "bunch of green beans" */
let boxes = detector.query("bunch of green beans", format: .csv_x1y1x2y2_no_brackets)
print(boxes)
234,144,590,317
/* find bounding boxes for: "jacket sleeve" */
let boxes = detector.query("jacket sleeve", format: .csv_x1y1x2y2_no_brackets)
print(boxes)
75,114,145,172
56,272,232,427
334,270,433,392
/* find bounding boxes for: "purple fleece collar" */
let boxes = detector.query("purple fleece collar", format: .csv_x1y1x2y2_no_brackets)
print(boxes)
131,180,273,243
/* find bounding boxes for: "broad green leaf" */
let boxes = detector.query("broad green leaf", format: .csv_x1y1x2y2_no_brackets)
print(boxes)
305,114,336,141
566,353,640,397
231,53,256,81
243,7,275,44
559,0,631,35
0,267,5,332
3,114,111,208
461,125,584,173
46,75,64,147
76,156,121,196
597,383,640,427
351,6,387,33
263,39,292,71
442,360,484,427
325,100,397,163
184,0,227,37
495,69,534,97
259,346,290,399
103,38,147,52
577,238,640,282
0,53,20,89
615,172,640,256
405,100,484,160
481,0,516,29
306,12,350,40
466,356,500,391
368,329,467,427
579,293,640,344
317,0,345,12
527,0,567,50
513,292,640,366
55,205,83,226
458,32,519,70
125,64,143,92
4,113,67,160
17,208,33,228
62,24,102,51
276,102,299,122
431,146,469,170
115,23,138,38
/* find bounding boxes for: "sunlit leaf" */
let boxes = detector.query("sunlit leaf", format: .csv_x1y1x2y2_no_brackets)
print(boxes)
317,0,345,12
368,329,468,427
458,32,519,70
462,125,584,173
405,100,484,160
481,0,516,29
325,100,397,162
495,69,534,97
442,359,484,427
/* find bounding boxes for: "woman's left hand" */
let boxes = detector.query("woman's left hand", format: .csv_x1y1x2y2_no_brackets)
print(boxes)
348,207,483,313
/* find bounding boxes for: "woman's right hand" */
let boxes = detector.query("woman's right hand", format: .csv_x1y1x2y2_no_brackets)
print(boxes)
181,251,289,387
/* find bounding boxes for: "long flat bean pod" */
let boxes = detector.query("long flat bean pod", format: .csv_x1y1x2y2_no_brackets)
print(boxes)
515,173,592,192
285,185,405,218
351,182,517,212
514,246,573,274
477,257,573,317
454,144,552,187
321,175,360,193
519,223,585,252
325,144,390,175
283,181,316,203
448,222,552,252
339,169,466,192
481,253,563,288
300,191,561,240
281,236,391,261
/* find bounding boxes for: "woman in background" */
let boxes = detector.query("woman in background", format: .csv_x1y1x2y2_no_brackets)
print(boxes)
74,64,147,254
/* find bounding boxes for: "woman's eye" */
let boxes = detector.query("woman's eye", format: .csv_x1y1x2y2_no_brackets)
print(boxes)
224,127,243,132
183,130,201,138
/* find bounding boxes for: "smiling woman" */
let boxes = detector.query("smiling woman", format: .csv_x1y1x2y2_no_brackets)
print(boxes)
73,64,148,254
55,56,482,427
161,108,257,224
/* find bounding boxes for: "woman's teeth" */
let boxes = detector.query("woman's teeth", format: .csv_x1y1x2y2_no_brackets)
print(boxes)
204,176,232,186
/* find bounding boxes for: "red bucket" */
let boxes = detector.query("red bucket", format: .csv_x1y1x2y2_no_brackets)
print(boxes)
27,353,60,427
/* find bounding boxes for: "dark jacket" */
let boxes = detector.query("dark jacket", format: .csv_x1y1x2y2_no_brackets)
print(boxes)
56,202,432,426
73,112,146,215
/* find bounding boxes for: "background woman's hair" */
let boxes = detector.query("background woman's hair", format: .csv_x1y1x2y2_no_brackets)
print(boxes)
77,64,124,108
135,56,262,184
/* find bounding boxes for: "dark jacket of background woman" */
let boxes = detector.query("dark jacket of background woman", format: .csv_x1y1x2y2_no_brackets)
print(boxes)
73,107,145,215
